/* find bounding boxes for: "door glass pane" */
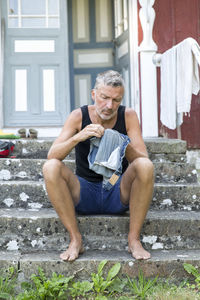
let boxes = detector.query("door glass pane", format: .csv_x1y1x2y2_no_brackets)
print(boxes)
22,18,46,28
8,0,60,28
21,0,45,15
15,70,27,111
8,18,18,28
14,40,55,53
48,18,59,28
48,0,59,15
43,70,55,111
9,0,18,15
114,0,127,37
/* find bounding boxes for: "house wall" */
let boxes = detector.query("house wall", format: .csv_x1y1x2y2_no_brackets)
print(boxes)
153,0,200,148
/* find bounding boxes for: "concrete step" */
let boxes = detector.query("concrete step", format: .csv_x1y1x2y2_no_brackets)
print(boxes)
0,158,74,182
154,162,198,183
0,209,199,252
0,158,198,184
0,181,199,211
0,249,199,281
8,137,187,159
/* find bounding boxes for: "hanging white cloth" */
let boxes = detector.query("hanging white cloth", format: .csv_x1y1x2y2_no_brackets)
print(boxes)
160,46,177,129
160,37,200,130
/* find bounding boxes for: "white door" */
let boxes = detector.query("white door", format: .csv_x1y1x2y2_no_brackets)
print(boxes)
2,0,70,127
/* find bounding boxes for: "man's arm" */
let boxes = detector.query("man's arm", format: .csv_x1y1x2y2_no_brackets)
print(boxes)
48,108,105,161
125,108,148,162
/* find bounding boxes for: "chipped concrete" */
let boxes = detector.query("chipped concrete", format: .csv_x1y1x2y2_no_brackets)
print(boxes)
8,249,200,281
7,240,19,251
152,243,164,250
3,198,14,207
183,206,192,211
5,159,11,165
0,181,199,210
142,235,157,244
161,199,172,206
0,169,11,180
16,171,27,178
20,192,29,202
31,240,37,247
187,150,200,183
0,209,199,252
28,203,43,209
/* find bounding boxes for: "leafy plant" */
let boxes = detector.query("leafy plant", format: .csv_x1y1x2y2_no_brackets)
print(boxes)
69,280,94,298
107,277,128,295
127,269,158,299
0,266,18,300
184,263,200,291
17,267,73,300
91,259,121,296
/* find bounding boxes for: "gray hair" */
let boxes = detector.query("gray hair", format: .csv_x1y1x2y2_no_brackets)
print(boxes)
94,70,124,89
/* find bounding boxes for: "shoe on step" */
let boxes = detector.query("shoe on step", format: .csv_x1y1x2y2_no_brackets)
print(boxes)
29,128,38,139
18,128,26,138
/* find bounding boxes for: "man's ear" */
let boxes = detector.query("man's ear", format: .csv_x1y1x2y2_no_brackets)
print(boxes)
91,89,95,102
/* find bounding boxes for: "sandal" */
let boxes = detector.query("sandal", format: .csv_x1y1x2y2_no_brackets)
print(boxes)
18,128,26,138
29,128,38,139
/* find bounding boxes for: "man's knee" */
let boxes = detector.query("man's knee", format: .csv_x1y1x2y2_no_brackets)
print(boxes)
131,157,154,183
43,158,63,181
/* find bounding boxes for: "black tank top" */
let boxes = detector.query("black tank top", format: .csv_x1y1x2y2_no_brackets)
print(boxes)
75,105,129,182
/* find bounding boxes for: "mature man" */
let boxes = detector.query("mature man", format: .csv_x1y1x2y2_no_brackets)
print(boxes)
43,70,154,261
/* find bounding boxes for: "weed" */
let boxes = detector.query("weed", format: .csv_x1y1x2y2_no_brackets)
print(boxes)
0,261,200,299
184,263,200,291
146,278,200,300
0,266,18,300
127,269,158,299
91,259,121,297
69,280,94,298
16,267,73,300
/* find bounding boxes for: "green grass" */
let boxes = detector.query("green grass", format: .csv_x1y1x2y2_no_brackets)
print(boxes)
0,262,199,300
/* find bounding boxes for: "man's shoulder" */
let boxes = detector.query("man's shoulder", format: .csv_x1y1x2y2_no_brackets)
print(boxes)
69,107,82,119
124,107,137,118
67,108,82,129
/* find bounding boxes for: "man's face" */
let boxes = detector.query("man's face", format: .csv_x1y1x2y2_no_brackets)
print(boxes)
91,84,124,120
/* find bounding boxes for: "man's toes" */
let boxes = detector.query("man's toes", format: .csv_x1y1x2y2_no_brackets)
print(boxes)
68,253,78,262
60,252,69,261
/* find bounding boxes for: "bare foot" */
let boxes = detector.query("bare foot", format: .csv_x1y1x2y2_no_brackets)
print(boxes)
60,239,84,262
128,239,151,260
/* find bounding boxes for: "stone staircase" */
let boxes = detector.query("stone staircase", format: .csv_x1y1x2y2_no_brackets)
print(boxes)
0,137,200,280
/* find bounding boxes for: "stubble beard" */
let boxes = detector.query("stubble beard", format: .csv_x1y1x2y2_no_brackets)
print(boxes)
96,107,117,120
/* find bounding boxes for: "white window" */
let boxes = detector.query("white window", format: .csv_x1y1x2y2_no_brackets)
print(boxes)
114,0,128,37
8,0,60,28
15,69,27,111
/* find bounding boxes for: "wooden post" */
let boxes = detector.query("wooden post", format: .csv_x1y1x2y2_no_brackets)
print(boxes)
139,0,158,137
0,10,4,129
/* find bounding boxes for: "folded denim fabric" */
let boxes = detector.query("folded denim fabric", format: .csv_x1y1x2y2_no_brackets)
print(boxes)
88,129,130,190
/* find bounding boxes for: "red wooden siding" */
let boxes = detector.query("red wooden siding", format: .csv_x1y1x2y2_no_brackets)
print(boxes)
153,0,200,148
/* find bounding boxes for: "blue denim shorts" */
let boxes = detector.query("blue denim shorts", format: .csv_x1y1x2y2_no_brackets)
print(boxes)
75,176,129,215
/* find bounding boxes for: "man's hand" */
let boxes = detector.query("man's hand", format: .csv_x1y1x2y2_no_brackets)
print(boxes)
47,109,105,160
75,124,105,142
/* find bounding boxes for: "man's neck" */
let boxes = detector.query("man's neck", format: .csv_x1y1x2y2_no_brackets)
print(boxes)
92,108,118,128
